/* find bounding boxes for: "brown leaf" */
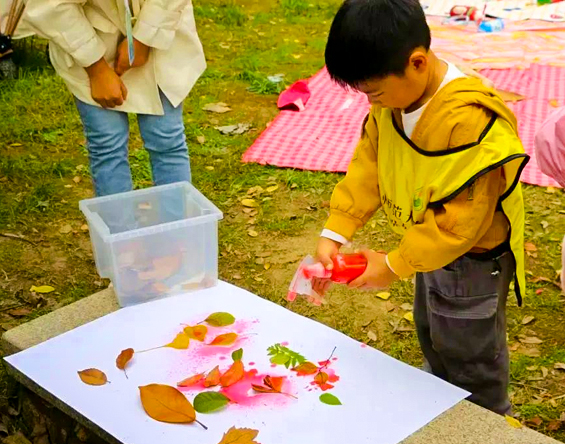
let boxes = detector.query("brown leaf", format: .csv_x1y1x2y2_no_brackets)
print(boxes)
203,102,231,113
516,346,541,357
217,427,259,444
367,331,377,342
520,336,543,345
521,315,535,325
525,242,537,252
209,333,238,347
116,348,134,378
554,363,565,371
183,325,208,342
547,420,563,432
400,303,413,311
247,229,258,238
80,224,89,232
292,362,318,376
77,369,108,386
220,360,244,387
541,367,549,378
314,372,329,385
8,308,31,318
204,366,221,388
139,384,199,425
525,416,543,428
59,225,72,234
177,373,205,388
73,176,81,184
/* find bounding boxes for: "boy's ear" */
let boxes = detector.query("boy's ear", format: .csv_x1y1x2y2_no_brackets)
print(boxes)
408,50,428,72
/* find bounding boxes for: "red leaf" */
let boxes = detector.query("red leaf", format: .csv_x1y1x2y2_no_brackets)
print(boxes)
204,366,221,388
177,373,205,388
264,376,283,392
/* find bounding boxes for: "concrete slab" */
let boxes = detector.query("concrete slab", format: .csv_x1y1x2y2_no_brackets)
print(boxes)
1,289,561,444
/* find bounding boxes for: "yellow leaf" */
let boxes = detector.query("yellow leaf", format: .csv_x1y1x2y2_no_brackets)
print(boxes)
264,263,271,270
521,315,535,325
266,185,279,193
505,415,522,429
403,312,414,323
367,331,377,342
247,230,258,238
30,285,55,294
139,384,197,424
167,332,190,350
241,199,258,208
183,325,208,342
549,99,560,108
205,166,215,171
376,292,391,300
78,369,108,386
217,426,260,444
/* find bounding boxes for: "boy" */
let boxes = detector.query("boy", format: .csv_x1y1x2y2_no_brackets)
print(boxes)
315,0,529,415
24,0,206,196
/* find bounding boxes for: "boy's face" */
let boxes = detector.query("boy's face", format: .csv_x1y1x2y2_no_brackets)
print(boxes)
357,50,429,110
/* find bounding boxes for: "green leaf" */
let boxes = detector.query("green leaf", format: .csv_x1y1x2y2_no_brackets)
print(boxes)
270,354,290,365
193,392,230,413
204,312,236,327
232,348,243,361
320,394,342,406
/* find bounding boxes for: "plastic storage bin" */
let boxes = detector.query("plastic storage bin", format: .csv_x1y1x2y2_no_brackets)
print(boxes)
79,182,223,307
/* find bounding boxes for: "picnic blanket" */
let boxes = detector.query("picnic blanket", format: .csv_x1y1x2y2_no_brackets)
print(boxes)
242,66,562,188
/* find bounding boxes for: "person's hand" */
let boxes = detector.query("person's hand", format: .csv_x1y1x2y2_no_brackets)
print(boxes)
311,237,342,300
85,58,128,108
348,249,398,290
115,38,150,76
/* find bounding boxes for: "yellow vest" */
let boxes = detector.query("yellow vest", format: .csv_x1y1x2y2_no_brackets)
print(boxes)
376,107,529,304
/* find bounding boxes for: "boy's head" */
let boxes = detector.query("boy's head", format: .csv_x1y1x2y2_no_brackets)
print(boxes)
325,0,432,109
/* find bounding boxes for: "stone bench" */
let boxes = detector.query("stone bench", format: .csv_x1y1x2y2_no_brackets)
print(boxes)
1,289,560,444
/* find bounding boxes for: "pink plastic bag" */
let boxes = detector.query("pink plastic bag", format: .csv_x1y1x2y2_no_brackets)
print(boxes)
535,107,565,290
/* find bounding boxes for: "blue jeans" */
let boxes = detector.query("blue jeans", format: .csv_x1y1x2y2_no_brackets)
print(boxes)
75,90,190,196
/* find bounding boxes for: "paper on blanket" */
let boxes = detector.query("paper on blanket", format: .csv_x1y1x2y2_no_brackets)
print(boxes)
5,282,469,444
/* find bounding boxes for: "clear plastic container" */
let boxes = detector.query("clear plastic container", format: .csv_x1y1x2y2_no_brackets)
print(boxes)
79,182,223,307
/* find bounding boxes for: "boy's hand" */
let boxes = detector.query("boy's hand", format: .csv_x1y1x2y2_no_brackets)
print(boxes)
115,38,150,76
85,58,128,108
349,249,398,290
312,237,342,298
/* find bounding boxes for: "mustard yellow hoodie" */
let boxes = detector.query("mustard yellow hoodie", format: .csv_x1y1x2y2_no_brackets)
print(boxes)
325,78,527,279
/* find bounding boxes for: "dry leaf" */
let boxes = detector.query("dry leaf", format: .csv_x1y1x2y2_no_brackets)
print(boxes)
403,312,414,323
264,263,271,270
209,333,238,347
80,224,89,232
59,225,72,234
217,427,259,444
547,420,563,432
166,332,190,350
266,185,279,193
116,348,134,378
252,375,284,394
314,372,329,385
292,362,318,376
554,363,565,371
520,336,543,345
196,136,206,144
549,99,560,108
241,199,258,208
8,308,31,317
247,230,258,238
73,176,81,184
204,366,221,387
505,415,522,429
220,360,244,387
525,242,537,252
400,303,413,311
517,346,541,357
30,285,55,294
376,292,391,300
184,325,208,342
139,384,204,428
521,315,535,325
367,331,377,342
525,416,543,428
203,102,231,113
78,369,108,386
541,367,549,378
177,373,205,388
216,123,251,135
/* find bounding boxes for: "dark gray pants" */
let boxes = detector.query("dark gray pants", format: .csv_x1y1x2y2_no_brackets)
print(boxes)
414,251,514,415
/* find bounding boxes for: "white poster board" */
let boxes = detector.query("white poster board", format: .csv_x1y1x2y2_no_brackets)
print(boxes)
6,282,468,444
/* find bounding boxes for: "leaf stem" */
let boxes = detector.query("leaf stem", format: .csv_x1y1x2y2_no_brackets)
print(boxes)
195,419,208,430
317,346,337,374
136,345,164,354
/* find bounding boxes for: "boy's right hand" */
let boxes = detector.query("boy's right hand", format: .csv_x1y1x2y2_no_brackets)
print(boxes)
85,58,128,109
312,237,342,297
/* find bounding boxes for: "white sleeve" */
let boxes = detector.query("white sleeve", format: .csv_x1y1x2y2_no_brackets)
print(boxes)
320,229,350,247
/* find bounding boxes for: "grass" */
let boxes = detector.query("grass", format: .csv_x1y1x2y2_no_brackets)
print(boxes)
0,0,564,441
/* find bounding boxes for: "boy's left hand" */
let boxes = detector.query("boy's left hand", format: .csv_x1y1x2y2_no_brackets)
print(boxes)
348,249,398,290
115,38,150,76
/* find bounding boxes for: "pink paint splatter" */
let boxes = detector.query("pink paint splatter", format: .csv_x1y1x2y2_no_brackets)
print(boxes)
332,357,338,361
248,362,255,366
280,341,290,347
270,364,277,368
361,343,367,348
219,356,227,361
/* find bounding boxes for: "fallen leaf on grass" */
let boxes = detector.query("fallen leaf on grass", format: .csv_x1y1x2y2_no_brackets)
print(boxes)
8,308,31,317
73,176,81,184
516,346,541,357
59,225,72,234
116,348,134,378
292,362,318,376
554,363,565,371
209,333,238,347
241,199,257,208
78,369,108,386
367,331,377,342
520,336,543,345
204,366,221,387
204,312,235,327
266,185,279,193
30,285,55,294
403,312,414,323
194,392,230,413
525,416,543,428
139,384,206,428
184,325,208,342
215,123,251,135
196,136,206,144
320,393,342,406
525,242,537,252
177,373,205,388
247,230,258,238
400,303,413,311
541,367,549,378
217,427,259,444
376,292,390,300
505,415,522,429
80,224,89,232
203,102,231,113
522,315,535,325
548,420,563,432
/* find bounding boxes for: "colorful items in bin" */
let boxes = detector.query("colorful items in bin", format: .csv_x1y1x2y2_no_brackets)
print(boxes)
478,18,505,33
287,254,368,303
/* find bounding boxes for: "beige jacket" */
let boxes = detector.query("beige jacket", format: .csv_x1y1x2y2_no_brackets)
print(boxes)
23,0,206,115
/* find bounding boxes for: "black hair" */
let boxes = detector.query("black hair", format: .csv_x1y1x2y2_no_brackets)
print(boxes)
325,0,431,88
